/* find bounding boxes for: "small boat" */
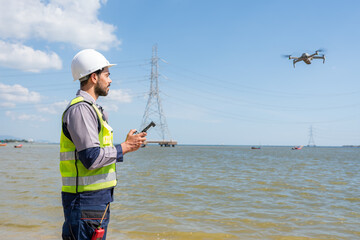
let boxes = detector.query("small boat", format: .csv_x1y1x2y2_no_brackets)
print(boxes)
14,144,23,148
292,145,303,150
251,146,261,149
0,143,7,146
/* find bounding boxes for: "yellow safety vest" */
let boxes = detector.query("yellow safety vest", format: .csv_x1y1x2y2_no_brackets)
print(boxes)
59,96,117,193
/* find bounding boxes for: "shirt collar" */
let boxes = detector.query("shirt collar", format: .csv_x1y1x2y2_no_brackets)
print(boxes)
76,90,96,104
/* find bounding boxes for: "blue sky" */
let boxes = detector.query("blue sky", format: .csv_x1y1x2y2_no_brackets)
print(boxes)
0,0,359,146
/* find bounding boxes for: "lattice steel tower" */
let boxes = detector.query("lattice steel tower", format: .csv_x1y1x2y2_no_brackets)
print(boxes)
308,125,316,147
140,45,172,141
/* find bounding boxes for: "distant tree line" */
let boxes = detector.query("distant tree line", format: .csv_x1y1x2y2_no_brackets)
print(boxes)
0,139,31,143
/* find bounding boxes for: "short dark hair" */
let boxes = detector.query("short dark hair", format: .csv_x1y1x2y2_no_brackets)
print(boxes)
80,68,104,88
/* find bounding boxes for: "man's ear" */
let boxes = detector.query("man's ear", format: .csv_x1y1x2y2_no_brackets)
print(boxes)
89,72,98,84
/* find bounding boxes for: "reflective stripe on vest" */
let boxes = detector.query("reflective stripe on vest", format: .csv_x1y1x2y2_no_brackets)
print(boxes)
59,96,117,193
60,151,75,161
62,171,117,186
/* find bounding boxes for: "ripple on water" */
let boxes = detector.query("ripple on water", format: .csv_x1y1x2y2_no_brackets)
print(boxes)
1,144,360,240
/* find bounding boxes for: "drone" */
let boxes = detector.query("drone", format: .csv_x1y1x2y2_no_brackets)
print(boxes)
284,49,326,68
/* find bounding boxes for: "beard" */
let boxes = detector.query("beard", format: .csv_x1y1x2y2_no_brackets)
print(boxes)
95,81,109,96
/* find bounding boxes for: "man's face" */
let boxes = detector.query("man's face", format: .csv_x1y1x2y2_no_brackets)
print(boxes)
95,67,112,97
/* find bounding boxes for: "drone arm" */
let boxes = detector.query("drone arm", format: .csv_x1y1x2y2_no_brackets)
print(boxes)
313,56,326,63
309,52,318,58
292,58,302,68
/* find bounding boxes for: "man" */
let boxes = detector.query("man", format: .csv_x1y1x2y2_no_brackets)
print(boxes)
60,49,146,240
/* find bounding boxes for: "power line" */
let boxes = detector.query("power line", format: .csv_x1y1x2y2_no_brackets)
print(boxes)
0,59,150,79
163,77,360,112
164,63,360,98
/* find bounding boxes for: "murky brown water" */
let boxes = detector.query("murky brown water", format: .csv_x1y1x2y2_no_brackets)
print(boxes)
0,144,359,239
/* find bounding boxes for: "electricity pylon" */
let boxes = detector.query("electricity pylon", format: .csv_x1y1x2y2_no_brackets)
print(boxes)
140,45,172,141
308,125,316,147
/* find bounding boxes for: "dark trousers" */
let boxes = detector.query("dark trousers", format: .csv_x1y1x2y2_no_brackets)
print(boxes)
62,195,110,240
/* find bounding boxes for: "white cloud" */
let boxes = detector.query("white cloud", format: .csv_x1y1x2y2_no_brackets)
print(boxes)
97,89,132,112
0,41,62,72
107,89,132,103
0,83,41,104
0,102,16,108
99,103,119,112
37,100,69,114
0,0,120,72
0,0,120,50
5,111,47,122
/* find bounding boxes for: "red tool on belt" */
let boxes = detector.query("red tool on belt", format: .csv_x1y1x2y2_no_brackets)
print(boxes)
91,204,109,240
91,228,105,240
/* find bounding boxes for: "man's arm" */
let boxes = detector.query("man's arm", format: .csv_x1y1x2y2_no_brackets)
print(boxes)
78,130,147,169
77,145,123,169
64,103,120,170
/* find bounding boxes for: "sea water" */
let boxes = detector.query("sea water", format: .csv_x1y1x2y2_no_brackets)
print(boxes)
0,144,359,239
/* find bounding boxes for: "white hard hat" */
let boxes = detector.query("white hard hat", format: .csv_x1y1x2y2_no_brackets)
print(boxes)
71,49,116,81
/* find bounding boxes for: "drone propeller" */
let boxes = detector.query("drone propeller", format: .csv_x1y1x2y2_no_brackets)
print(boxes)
282,54,292,59
316,48,326,53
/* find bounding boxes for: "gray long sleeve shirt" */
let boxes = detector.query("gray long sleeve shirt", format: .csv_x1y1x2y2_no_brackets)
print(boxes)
62,90,123,170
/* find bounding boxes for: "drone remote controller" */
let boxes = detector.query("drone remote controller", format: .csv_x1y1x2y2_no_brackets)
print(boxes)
134,121,156,134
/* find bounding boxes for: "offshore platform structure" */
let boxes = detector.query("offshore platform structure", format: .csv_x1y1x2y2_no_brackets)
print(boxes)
140,45,177,147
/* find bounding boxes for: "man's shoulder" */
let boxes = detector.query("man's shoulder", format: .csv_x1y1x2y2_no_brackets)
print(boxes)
66,101,93,113
63,101,97,122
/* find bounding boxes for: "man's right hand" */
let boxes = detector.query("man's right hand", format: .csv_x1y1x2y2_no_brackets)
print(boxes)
121,129,147,154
